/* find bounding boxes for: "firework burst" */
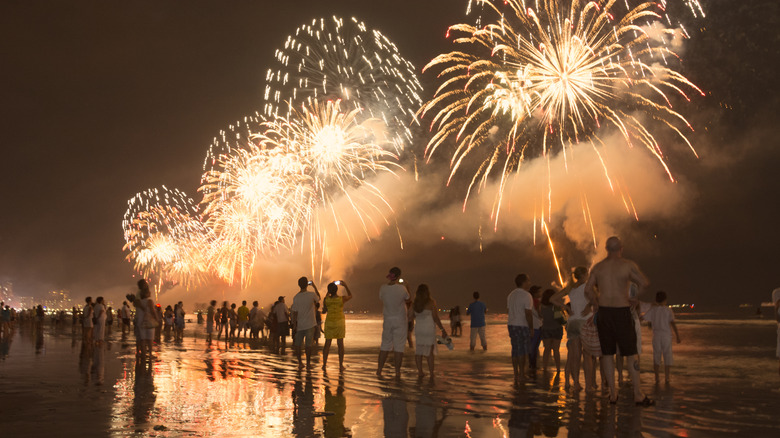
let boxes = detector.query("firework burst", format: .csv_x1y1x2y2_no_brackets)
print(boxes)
264,16,423,153
199,100,400,286
421,0,703,222
122,186,209,292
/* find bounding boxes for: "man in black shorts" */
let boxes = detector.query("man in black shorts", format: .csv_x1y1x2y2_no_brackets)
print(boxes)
585,236,654,406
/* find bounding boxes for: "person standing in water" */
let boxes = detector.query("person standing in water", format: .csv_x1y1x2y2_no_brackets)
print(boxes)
377,267,411,378
321,281,353,371
585,236,654,406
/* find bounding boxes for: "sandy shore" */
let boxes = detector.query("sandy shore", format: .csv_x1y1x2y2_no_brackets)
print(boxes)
1,315,779,437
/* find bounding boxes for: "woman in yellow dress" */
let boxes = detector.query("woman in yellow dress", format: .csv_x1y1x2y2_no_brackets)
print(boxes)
322,281,353,370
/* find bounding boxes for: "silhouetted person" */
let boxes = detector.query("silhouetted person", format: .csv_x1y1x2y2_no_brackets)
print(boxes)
467,291,488,351
507,274,534,384
322,281,353,371
585,236,653,406
376,267,411,378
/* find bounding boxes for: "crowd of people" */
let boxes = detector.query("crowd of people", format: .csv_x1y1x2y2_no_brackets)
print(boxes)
371,236,683,407
2,236,696,406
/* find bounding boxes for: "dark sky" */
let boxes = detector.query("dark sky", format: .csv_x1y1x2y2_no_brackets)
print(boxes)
1,0,778,311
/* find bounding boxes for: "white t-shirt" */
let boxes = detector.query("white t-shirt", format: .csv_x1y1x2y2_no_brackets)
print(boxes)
379,283,409,321
568,284,592,321
772,288,780,320
291,291,320,331
507,288,533,327
644,305,674,337
274,302,289,322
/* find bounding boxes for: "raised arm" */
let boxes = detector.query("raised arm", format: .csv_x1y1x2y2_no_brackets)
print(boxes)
550,284,572,309
310,282,321,299
340,281,353,303
584,267,599,314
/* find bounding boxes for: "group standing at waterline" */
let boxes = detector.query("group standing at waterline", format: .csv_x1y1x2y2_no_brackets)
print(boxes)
48,235,694,399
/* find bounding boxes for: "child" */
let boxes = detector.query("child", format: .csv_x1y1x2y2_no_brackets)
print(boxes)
643,291,681,383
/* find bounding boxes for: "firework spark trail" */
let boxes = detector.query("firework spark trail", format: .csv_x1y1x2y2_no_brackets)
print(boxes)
264,16,424,155
421,0,703,262
122,186,209,297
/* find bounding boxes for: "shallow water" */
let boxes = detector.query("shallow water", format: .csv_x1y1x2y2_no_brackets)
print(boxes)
1,314,778,437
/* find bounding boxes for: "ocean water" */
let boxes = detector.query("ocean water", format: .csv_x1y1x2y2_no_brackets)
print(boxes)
0,313,778,437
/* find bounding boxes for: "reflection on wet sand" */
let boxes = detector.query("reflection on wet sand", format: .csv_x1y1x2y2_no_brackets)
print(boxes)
322,375,348,437
2,316,780,437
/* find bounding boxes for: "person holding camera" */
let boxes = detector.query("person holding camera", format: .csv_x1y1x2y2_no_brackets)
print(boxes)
290,277,321,371
321,280,353,371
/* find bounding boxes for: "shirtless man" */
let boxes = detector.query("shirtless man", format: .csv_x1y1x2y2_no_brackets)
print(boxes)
585,236,654,406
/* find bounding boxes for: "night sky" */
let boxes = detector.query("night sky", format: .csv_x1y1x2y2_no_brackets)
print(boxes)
1,0,778,311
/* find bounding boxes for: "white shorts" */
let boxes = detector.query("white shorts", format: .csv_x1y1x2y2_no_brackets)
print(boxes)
652,335,673,366
380,318,407,353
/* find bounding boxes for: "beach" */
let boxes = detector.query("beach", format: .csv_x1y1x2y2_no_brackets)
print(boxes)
1,314,779,437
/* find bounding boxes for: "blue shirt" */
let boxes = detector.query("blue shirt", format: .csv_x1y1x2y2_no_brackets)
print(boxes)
467,300,487,328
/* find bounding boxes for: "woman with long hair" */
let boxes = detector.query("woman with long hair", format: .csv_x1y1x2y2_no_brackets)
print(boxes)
322,281,353,371
412,284,447,378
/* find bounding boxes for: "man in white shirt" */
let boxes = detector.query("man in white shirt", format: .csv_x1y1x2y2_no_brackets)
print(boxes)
291,276,321,371
377,266,411,378
507,274,534,383
773,287,780,376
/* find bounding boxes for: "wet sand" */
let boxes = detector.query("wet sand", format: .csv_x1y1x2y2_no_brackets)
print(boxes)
1,315,779,437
